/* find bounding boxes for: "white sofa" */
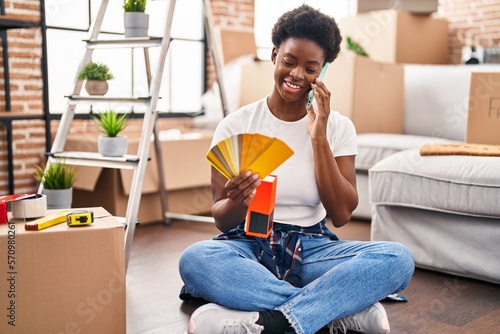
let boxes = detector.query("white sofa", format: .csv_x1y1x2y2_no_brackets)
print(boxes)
353,64,500,219
359,64,500,284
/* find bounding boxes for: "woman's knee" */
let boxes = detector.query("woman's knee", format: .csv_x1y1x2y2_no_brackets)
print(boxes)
386,242,415,285
179,240,214,271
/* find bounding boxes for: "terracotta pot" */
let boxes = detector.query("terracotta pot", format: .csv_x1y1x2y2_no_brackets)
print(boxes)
85,80,109,95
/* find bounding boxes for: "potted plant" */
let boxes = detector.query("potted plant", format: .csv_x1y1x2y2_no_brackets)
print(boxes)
34,160,76,209
123,0,148,38
78,61,114,95
92,110,130,157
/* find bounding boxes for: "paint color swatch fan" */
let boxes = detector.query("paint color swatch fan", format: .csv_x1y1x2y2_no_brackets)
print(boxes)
207,133,294,238
206,133,294,180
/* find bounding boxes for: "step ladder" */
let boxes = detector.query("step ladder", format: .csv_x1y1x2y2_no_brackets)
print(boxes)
40,0,227,270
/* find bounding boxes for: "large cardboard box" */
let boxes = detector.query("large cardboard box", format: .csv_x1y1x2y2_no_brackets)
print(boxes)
323,53,404,134
352,0,438,14
0,207,125,333
339,10,448,64
67,129,214,224
239,60,275,107
466,72,500,145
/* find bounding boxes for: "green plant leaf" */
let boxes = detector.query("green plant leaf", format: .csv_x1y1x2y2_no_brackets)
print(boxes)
34,160,76,190
91,110,130,137
78,61,114,81
346,36,369,57
123,0,147,12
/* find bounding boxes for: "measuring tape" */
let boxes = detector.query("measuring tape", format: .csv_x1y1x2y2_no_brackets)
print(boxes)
66,210,94,227
25,209,94,231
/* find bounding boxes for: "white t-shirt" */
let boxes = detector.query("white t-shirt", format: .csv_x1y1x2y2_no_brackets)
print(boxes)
210,97,358,227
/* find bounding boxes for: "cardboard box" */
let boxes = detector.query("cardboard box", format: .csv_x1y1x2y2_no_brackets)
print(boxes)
67,129,214,224
466,72,500,145
352,0,438,14
239,60,275,107
218,28,257,64
323,53,404,134
339,10,448,64
0,207,125,333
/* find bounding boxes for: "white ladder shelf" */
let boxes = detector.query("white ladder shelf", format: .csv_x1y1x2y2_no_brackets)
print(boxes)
41,0,227,270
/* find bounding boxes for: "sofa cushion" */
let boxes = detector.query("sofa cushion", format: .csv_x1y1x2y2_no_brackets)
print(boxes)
356,133,455,171
369,148,500,218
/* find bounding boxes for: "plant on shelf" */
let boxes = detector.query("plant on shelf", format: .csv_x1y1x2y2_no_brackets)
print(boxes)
92,110,130,157
78,61,114,96
123,0,146,12
123,0,149,38
34,160,76,209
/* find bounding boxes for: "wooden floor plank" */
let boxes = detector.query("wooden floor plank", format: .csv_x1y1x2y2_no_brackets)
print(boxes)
126,220,500,334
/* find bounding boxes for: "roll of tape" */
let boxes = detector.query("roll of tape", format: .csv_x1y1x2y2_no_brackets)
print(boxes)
11,194,47,219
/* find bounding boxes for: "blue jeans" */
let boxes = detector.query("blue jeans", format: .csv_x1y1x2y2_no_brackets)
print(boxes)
179,231,414,334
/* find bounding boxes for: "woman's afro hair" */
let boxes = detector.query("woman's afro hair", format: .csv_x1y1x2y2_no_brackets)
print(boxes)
271,4,342,63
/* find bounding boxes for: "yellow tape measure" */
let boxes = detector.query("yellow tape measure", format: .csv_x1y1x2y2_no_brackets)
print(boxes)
66,210,94,227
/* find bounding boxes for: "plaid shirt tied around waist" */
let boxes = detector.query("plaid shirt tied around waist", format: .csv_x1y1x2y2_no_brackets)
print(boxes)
179,219,338,301
214,219,338,287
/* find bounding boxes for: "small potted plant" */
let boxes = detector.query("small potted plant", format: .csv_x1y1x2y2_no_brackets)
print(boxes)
92,110,130,157
78,61,114,95
34,160,76,209
123,0,148,38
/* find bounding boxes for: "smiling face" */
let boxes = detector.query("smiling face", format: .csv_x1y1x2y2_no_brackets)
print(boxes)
269,38,326,120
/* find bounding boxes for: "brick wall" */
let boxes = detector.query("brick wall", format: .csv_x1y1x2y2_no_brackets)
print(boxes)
0,0,499,194
0,0,44,194
438,0,500,64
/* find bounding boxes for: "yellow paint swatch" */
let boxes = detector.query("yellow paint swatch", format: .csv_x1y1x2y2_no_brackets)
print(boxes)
207,133,294,179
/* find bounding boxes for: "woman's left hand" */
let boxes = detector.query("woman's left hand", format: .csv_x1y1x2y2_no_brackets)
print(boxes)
306,77,331,139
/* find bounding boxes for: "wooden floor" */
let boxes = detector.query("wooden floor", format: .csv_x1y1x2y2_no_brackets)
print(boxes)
126,219,500,334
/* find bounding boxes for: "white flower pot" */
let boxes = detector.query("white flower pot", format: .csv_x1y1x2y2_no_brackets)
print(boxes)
98,135,128,157
124,12,149,38
43,188,72,210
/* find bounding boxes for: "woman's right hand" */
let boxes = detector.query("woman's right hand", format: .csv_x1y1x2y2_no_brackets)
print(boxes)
224,171,261,206
211,169,261,232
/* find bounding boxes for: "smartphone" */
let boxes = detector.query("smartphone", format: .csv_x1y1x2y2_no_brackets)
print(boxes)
307,62,329,108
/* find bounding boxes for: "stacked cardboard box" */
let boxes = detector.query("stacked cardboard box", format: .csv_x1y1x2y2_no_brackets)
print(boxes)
328,2,448,133
339,10,448,65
